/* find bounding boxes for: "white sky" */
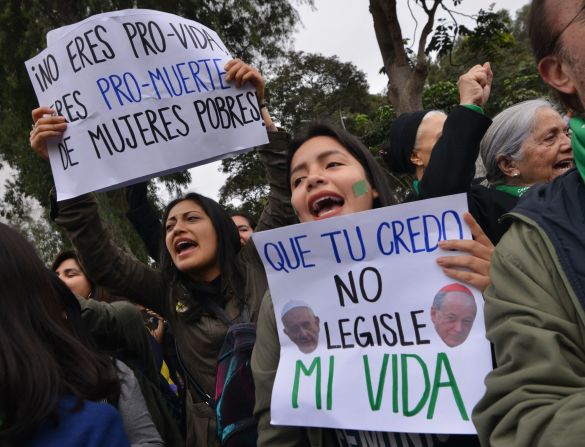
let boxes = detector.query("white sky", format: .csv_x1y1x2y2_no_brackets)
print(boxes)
188,0,531,201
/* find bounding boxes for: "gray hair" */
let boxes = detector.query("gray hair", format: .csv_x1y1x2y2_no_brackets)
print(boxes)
480,99,558,185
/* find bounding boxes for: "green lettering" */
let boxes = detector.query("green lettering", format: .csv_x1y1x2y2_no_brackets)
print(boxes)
392,354,398,413
292,357,322,409
363,354,389,411
401,354,430,417
327,356,334,410
427,353,469,421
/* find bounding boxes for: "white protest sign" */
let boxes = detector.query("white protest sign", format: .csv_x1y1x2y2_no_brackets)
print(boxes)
25,9,268,201
253,194,492,435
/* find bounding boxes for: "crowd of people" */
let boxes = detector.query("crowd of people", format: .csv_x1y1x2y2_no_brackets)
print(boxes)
2,0,585,446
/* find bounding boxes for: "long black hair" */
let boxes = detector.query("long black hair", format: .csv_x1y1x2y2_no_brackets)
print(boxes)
159,192,246,321
287,122,400,208
0,223,119,442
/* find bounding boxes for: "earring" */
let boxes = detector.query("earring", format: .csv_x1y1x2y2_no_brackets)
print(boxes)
512,171,520,177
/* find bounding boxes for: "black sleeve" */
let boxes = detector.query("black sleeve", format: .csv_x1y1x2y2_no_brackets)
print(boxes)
418,106,492,199
126,182,162,263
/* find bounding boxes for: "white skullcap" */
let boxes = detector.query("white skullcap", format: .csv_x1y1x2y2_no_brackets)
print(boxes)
281,300,311,319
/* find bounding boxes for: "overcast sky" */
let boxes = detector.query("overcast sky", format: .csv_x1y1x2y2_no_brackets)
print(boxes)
187,0,531,201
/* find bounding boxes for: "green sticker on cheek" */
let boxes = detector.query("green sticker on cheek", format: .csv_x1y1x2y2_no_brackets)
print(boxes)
353,179,369,197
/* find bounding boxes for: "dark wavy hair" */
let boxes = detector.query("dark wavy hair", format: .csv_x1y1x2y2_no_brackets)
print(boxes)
229,210,257,229
159,193,246,321
0,223,119,442
287,122,400,208
51,251,121,302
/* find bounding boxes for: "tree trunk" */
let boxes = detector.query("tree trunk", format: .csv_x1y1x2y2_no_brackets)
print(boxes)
369,0,436,115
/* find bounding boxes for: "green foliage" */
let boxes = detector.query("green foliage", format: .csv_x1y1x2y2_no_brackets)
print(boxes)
0,0,309,259
219,151,267,220
423,81,458,112
266,51,371,133
428,4,552,117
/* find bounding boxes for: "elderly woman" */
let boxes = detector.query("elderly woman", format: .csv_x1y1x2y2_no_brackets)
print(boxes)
470,98,573,242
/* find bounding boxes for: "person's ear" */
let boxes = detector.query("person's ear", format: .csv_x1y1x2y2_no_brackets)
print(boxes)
538,55,578,95
410,150,424,167
372,187,379,200
496,155,520,178
315,316,320,326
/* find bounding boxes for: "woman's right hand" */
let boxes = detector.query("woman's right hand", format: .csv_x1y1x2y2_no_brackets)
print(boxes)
30,106,67,160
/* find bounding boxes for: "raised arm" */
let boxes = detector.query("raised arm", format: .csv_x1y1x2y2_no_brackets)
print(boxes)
418,63,493,199
30,109,168,316
224,59,296,233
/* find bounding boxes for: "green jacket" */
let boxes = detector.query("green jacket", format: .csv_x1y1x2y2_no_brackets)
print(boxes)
54,131,294,447
472,202,585,445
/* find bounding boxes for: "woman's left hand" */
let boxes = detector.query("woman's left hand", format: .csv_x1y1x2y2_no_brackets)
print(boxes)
436,212,494,293
224,59,266,103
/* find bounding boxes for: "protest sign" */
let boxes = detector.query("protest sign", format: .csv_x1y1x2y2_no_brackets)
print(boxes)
25,9,268,200
252,194,492,436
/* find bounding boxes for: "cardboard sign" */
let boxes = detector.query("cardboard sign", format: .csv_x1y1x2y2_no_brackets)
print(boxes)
253,194,492,436
26,9,268,200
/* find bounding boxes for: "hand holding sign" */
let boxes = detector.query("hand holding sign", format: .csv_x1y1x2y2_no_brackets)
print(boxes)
30,107,67,161
25,10,269,200
436,212,494,292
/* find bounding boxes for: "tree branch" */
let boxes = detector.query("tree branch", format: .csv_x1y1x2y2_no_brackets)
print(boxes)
416,0,442,66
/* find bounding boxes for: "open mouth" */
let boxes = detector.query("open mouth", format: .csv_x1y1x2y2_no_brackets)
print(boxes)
175,240,198,256
309,194,344,219
553,159,574,172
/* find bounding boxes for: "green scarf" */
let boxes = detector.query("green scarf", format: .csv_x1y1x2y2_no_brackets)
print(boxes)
570,116,585,183
494,184,530,197
412,179,420,195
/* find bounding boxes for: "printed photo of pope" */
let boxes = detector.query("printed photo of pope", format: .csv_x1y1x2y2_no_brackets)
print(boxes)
281,300,320,354
431,283,477,348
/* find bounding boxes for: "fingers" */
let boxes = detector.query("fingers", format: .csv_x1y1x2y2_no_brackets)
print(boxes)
437,252,490,275
458,62,493,107
440,266,491,293
439,239,492,261
32,106,56,123
223,59,265,96
29,110,67,161
463,212,494,249
436,212,494,292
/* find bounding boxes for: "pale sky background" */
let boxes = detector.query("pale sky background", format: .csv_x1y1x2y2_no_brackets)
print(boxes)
187,0,532,201
1,0,532,207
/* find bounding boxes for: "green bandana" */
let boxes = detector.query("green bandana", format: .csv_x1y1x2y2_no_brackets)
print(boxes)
570,116,585,183
495,184,531,197
412,179,420,195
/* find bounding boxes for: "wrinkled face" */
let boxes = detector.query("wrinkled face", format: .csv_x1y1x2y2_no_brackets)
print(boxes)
290,136,379,223
231,215,253,246
282,307,320,354
165,200,220,282
551,0,585,104
411,113,447,173
55,258,92,298
514,107,573,185
431,292,477,348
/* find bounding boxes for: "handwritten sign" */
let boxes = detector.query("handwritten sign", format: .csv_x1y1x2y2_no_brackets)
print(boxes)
25,9,268,200
253,194,492,435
